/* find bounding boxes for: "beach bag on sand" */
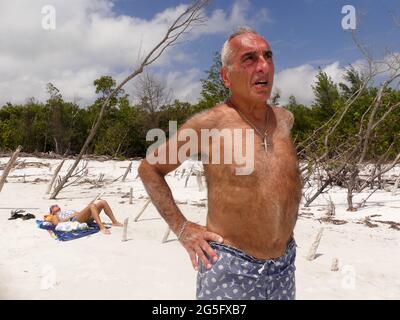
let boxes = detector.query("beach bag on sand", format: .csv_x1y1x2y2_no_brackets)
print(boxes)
55,221,89,232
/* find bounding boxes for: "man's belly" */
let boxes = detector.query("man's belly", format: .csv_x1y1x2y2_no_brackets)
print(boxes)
206,203,298,260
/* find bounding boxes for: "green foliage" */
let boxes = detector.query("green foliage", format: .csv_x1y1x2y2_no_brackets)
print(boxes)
311,70,339,122
286,96,318,142
94,76,116,97
339,65,363,98
93,75,125,108
285,66,400,160
198,52,230,110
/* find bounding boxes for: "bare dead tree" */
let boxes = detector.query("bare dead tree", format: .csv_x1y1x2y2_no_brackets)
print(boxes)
0,145,22,192
136,72,173,114
135,72,173,129
343,36,400,210
50,0,209,199
302,33,400,209
122,162,132,182
46,159,65,194
53,160,89,191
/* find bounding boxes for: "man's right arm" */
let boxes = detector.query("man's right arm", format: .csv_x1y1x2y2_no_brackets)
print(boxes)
138,159,186,237
138,111,223,270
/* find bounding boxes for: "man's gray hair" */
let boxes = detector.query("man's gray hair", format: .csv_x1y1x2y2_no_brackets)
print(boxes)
221,26,258,69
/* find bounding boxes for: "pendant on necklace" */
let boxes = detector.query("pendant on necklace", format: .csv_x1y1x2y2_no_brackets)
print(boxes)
261,136,268,153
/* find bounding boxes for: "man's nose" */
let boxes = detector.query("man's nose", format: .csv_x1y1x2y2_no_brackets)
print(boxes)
256,55,269,73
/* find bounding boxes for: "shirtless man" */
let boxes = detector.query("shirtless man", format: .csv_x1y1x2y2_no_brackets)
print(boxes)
138,27,302,300
47,199,123,234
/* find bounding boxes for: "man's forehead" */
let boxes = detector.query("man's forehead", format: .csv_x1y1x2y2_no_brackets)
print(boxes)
231,33,271,53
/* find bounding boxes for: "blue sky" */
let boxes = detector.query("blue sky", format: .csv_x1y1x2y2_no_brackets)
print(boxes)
1,0,399,106
113,0,400,71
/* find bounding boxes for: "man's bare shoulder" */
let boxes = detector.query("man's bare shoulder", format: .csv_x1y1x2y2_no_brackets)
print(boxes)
272,105,294,129
182,103,233,130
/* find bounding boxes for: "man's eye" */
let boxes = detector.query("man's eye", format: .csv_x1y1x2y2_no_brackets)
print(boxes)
265,52,273,59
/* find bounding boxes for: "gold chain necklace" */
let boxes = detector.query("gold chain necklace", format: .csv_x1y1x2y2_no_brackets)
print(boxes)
227,99,270,153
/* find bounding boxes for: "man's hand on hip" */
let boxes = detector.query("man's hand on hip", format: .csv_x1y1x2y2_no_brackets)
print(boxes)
178,221,224,271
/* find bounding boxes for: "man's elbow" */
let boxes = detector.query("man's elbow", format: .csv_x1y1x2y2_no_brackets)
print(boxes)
138,159,159,181
138,160,148,180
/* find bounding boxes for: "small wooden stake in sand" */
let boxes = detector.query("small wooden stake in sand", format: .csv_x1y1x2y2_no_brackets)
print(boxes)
134,199,151,222
196,172,204,192
129,187,133,204
46,159,65,194
122,162,132,182
121,218,129,242
184,167,193,187
162,226,171,243
0,145,22,192
331,258,339,272
392,175,400,196
306,228,324,261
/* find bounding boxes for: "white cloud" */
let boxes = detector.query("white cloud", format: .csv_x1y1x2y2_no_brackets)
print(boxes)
273,51,400,106
165,68,203,103
274,62,346,106
0,0,260,106
125,68,202,105
195,0,272,36
194,0,250,35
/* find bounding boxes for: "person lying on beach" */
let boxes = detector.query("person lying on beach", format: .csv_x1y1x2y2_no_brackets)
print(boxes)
45,199,123,235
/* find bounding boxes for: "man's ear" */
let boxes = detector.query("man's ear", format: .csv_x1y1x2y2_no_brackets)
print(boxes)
220,67,231,89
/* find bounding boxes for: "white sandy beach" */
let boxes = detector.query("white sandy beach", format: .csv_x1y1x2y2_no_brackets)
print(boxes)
0,156,399,299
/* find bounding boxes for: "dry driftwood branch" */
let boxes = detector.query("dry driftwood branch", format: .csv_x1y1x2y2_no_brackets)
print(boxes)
94,173,105,188
122,162,132,182
304,83,399,209
358,152,400,191
162,226,171,243
14,159,26,169
46,159,65,194
0,145,22,192
368,142,396,189
356,187,380,209
134,199,152,222
49,0,209,199
61,162,89,188
111,174,124,183
302,29,400,209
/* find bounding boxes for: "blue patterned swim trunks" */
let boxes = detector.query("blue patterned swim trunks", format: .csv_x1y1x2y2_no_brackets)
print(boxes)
196,238,296,300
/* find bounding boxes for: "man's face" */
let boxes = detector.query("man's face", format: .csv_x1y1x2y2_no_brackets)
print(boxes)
221,33,274,103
